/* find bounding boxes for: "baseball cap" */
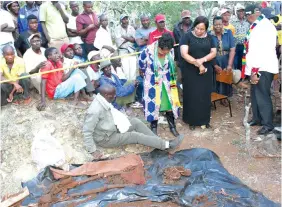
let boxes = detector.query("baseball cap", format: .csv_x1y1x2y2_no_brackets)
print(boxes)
60,43,74,54
120,14,129,21
155,14,166,23
261,7,275,18
220,8,230,15
245,4,260,15
236,3,245,11
181,10,191,19
27,33,41,43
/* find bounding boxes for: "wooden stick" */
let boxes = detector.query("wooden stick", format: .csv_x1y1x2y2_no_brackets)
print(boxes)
1,187,29,207
243,91,251,154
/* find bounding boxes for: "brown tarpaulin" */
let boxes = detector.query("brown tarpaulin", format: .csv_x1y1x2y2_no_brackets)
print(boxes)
50,154,146,185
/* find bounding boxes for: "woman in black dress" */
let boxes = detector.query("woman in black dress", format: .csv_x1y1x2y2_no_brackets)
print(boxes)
180,16,217,130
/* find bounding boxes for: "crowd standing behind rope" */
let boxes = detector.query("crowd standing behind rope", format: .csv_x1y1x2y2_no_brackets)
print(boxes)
0,1,281,156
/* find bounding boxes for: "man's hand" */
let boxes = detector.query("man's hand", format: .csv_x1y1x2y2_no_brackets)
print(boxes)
1,23,8,30
250,73,260,84
109,47,115,53
134,80,140,87
91,150,103,160
13,83,23,93
7,92,14,103
37,101,46,111
93,80,100,88
37,61,48,70
88,24,95,30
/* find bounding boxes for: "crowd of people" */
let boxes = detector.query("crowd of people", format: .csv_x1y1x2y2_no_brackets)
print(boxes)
0,1,281,157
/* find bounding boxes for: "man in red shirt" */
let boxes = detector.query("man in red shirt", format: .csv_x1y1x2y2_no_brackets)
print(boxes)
148,14,174,45
76,1,99,53
37,47,87,111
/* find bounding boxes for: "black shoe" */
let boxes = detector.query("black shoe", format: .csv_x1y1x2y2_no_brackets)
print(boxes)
151,127,157,135
206,124,212,128
248,120,261,126
166,111,179,137
170,128,180,137
257,127,273,135
169,134,184,149
189,125,196,130
150,120,158,135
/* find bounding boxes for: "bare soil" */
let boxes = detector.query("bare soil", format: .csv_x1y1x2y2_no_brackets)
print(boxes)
163,166,191,184
0,90,281,204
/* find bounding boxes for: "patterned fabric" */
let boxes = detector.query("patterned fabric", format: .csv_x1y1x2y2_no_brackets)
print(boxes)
139,42,180,122
241,15,264,78
210,29,235,56
232,19,250,45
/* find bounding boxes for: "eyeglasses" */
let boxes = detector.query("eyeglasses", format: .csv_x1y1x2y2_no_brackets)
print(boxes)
158,21,165,24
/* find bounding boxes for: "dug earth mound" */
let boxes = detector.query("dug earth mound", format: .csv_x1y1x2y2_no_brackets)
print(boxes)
0,92,281,203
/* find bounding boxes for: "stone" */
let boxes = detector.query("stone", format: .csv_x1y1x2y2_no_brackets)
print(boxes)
258,134,280,155
214,128,220,134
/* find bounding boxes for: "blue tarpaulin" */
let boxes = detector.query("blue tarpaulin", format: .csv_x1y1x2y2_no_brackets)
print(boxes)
21,148,281,207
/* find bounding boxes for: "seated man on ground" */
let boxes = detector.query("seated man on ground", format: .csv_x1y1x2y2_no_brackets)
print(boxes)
83,84,184,159
72,43,96,96
110,52,126,80
87,50,102,83
132,69,144,108
23,33,47,94
99,60,137,108
60,43,94,101
15,14,48,57
1,45,31,106
37,47,87,111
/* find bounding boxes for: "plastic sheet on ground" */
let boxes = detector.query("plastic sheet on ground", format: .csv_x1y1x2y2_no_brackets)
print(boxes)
21,148,281,207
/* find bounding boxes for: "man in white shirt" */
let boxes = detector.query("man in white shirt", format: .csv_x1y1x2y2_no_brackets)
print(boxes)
115,14,137,81
94,14,115,58
67,1,83,45
0,4,16,57
23,33,47,94
244,4,279,135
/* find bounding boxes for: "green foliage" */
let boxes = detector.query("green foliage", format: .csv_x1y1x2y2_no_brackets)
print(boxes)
98,1,199,30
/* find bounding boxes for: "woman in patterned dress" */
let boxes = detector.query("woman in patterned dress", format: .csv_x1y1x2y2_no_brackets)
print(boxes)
210,16,236,106
139,33,181,137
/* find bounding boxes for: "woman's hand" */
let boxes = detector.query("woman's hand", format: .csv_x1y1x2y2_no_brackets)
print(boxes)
195,58,205,67
214,65,222,74
227,65,232,72
199,65,207,74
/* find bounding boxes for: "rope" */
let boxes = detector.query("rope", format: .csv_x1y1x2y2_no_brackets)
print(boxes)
0,51,141,84
0,44,180,84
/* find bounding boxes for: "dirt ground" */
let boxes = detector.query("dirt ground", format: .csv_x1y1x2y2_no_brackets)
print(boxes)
0,90,281,204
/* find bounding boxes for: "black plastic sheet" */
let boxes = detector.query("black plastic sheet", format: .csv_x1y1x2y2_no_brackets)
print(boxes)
21,148,281,207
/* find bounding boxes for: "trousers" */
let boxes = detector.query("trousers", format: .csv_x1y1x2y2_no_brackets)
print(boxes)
1,73,30,106
98,118,166,150
251,71,274,130
234,44,244,71
118,49,137,81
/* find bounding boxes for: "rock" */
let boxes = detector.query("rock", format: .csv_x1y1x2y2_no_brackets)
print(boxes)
176,123,183,127
214,128,220,134
258,134,280,155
